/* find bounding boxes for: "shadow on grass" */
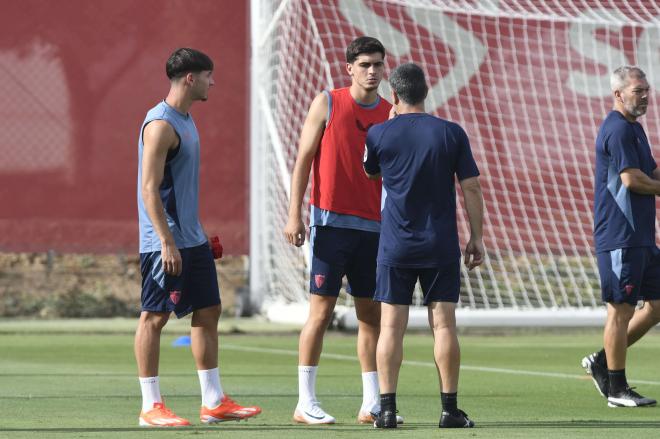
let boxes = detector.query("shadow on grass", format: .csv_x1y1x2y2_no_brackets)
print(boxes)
5,421,660,433
0,393,374,400
479,420,660,428
0,425,371,433
0,373,298,377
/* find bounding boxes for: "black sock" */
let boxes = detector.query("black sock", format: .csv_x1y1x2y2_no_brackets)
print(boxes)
608,369,628,394
441,392,458,415
380,393,396,413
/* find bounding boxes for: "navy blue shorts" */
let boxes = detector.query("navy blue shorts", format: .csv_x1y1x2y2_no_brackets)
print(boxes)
309,226,379,297
374,262,460,305
597,247,660,305
140,242,220,318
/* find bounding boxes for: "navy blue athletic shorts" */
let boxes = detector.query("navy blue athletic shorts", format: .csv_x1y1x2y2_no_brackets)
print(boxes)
309,226,378,297
596,246,660,305
374,261,460,305
140,241,220,318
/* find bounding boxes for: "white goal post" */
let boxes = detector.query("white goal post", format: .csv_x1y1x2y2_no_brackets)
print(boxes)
249,0,660,327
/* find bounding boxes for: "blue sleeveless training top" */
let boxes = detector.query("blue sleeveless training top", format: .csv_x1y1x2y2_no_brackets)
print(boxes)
137,101,206,253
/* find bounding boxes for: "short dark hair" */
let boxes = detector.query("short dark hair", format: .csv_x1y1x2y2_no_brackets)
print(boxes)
346,36,385,63
166,48,214,80
389,63,428,105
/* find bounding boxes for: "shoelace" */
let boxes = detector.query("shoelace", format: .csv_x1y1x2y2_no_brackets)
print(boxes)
306,401,329,416
161,407,176,417
152,404,176,417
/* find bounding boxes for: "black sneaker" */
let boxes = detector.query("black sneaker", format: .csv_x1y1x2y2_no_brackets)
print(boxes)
581,352,609,398
373,410,398,429
607,387,657,407
439,409,474,428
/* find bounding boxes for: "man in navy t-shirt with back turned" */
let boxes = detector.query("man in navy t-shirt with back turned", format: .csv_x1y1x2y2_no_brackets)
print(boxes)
582,66,659,408
363,63,484,429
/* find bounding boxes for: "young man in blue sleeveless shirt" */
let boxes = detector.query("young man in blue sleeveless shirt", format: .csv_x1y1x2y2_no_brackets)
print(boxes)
364,63,484,428
582,66,659,408
135,48,260,426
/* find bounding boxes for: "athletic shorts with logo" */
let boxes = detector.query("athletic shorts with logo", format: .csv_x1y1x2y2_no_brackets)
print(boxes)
596,246,660,305
309,226,378,297
374,261,461,305
140,242,220,317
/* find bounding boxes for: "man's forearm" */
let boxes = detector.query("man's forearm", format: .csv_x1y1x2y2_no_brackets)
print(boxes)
462,187,484,240
288,158,313,219
626,174,660,195
143,190,175,244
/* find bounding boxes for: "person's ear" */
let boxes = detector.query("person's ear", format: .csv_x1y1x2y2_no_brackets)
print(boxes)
391,89,399,105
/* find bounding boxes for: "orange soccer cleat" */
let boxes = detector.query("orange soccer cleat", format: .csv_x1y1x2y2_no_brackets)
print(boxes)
200,395,262,423
139,402,191,427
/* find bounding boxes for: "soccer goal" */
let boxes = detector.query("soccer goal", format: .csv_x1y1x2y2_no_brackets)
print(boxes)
249,0,660,327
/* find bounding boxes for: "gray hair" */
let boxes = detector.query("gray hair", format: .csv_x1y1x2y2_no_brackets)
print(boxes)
390,63,428,105
610,66,646,92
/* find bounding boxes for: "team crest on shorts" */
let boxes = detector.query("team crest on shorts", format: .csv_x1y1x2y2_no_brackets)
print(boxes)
169,290,182,304
624,284,634,296
314,274,326,289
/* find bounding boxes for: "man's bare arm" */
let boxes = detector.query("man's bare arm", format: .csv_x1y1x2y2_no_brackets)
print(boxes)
459,176,484,270
141,120,182,275
283,93,328,247
621,168,660,195
651,167,660,182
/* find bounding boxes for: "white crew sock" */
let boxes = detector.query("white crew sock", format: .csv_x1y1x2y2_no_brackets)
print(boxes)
139,376,162,412
198,368,225,408
298,365,318,406
361,371,380,413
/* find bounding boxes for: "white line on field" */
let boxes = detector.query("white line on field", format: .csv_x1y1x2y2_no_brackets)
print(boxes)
223,344,660,386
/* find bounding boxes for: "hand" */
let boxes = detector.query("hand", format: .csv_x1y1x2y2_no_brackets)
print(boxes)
161,240,182,276
283,217,306,247
464,238,484,270
389,106,398,120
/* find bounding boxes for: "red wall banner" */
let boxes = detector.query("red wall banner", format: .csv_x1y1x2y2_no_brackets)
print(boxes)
0,0,249,254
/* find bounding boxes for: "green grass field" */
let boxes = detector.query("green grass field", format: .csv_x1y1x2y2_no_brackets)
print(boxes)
1,321,660,438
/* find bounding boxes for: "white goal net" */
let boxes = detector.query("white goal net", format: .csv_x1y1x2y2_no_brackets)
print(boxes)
250,0,660,326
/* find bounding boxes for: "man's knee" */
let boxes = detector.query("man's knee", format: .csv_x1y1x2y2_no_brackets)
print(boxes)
307,309,334,328
428,302,457,331
642,300,660,322
199,303,222,317
192,304,221,327
306,297,336,329
430,318,457,335
430,314,459,351
354,298,380,327
608,303,636,323
139,311,170,332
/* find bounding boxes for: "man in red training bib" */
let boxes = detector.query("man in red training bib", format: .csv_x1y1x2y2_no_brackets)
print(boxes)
283,36,396,425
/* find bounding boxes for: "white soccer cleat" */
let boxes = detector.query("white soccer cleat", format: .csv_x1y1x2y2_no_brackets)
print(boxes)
607,387,656,408
293,401,336,424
